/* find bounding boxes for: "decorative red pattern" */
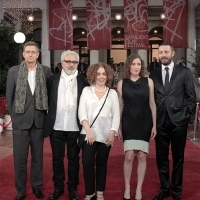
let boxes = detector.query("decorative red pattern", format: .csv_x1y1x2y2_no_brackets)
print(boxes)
124,0,149,49
86,0,111,50
163,0,188,48
49,0,73,50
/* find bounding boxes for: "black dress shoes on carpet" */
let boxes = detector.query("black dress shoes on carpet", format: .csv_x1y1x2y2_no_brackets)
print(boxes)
172,194,183,200
14,195,25,200
69,190,79,200
32,187,44,199
153,191,170,200
48,189,64,200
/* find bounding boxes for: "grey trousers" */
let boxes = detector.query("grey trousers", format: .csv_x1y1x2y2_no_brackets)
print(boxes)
12,124,44,196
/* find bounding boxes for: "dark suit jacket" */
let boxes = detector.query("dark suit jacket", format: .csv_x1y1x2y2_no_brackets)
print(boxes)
6,65,52,130
43,73,89,137
149,61,160,72
78,62,88,76
149,64,196,127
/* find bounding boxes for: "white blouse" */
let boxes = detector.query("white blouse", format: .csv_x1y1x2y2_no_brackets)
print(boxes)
78,86,120,144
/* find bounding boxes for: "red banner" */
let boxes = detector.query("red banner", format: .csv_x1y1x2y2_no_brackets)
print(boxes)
163,0,188,48
86,0,111,50
49,0,73,50
124,0,149,49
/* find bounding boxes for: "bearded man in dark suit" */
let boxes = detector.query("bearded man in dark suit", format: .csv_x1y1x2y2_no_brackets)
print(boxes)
149,43,196,200
6,41,52,200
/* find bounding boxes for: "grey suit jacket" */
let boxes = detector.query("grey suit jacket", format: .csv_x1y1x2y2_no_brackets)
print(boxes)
6,64,52,130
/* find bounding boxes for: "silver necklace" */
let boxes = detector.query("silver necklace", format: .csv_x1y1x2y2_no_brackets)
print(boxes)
94,85,107,93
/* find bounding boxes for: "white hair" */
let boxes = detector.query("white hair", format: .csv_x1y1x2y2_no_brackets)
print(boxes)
61,50,79,62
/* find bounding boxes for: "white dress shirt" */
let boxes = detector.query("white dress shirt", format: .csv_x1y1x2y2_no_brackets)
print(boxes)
28,66,36,95
53,71,79,131
161,61,174,85
78,86,120,144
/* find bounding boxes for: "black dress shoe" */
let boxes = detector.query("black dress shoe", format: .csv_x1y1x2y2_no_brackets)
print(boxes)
172,194,183,200
153,191,170,200
69,190,79,200
14,195,25,200
49,189,64,200
123,198,130,200
32,187,44,199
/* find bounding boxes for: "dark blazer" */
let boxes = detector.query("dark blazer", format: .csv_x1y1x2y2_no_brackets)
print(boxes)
6,65,52,130
149,64,196,127
78,62,88,76
43,73,89,137
149,61,160,72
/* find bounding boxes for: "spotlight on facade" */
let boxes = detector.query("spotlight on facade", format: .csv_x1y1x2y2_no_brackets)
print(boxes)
27,15,34,22
115,13,122,20
14,32,26,43
160,13,166,19
72,14,78,21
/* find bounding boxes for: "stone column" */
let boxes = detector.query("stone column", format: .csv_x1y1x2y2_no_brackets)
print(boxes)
0,0,3,21
187,1,200,101
138,49,148,76
41,9,50,67
90,50,99,65
99,50,107,63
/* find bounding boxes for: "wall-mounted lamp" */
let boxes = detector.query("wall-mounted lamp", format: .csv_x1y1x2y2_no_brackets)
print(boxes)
27,15,34,22
72,14,78,21
160,13,166,20
115,13,122,20
154,30,158,33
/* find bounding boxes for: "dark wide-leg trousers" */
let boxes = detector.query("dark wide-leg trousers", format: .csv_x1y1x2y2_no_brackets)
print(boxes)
156,114,188,196
82,141,111,195
12,125,44,196
50,130,80,191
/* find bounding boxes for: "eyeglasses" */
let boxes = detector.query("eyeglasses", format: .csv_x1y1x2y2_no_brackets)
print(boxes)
63,60,78,65
24,51,38,55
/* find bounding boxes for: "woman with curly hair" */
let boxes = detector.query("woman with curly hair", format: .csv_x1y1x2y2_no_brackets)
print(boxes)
117,54,157,200
78,62,120,200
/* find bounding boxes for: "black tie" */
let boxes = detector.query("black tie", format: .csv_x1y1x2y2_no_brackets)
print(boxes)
164,67,170,91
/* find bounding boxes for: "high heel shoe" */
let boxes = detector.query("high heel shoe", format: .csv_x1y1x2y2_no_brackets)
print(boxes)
97,192,104,200
84,193,96,200
123,187,130,200
135,188,142,200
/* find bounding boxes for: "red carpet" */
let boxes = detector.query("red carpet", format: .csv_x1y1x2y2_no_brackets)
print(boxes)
0,138,200,200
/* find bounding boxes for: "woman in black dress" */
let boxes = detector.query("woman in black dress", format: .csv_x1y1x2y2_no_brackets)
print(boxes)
117,54,157,200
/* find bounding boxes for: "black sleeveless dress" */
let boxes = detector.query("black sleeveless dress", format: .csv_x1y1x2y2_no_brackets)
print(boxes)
122,77,153,153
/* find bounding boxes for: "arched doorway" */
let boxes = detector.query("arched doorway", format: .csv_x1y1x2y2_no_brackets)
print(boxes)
148,26,163,65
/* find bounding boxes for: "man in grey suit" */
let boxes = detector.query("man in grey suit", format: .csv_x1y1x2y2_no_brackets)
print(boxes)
44,50,89,200
149,43,196,200
6,41,52,200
